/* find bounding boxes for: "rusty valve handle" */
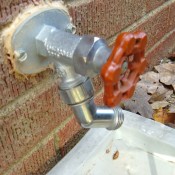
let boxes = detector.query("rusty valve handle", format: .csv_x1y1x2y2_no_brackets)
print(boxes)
101,31,147,107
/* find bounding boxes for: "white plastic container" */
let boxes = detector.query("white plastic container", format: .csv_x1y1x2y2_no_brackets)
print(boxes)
48,111,175,175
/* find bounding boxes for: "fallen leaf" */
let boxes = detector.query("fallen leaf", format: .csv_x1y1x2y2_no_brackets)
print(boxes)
138,71,162,95
124,86,153,118
160,58,172,64
149,86,172,102
165,90,174,100
138,80,159,94
153,108,175,124
155,63,175,90
153,108,166,123
168,104,175,113
147,84,159,94
140,71,159,83
151,101,169,110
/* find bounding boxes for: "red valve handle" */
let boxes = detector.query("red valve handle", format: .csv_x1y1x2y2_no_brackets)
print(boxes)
101,31,147,107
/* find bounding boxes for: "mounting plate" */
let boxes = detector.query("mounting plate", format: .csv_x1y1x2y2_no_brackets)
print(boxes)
12,8,73,74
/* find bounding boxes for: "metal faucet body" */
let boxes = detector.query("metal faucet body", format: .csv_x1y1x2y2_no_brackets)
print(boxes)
36,25,124,130
10,8,124,130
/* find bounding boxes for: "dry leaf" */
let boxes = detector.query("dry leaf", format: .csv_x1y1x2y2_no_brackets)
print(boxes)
149,86,172,102
165,90,174,100
140,71,159,83
160,58,173,64
153,108,167,124
124,86,153,118
132,62,175,124
139,71,161,95
168,105,175,113
151,101,169,110
153,108,175,124
147,84,159,94
138,81,159,94
155,63,175,90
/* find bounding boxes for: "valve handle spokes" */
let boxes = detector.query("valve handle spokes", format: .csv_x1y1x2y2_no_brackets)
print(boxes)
101,31,147,107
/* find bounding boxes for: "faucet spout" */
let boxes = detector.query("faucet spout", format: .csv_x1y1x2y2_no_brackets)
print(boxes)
72,98,124,130
59,78,124,130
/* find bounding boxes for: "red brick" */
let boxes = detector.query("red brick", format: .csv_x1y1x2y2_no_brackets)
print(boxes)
0,0,41,25
57,117,82,157
7,137,56,175
0,82,72,173
169,1,175,31
146,0,166,12
0,0,51,108
68,0,146,39
92,75,103,93
94,91,104,106
7,163,26,175
146,29,175,70
0,121,15,173
23,138,56,175
0,58,52,108
0,73,103,173
133,5,170,51
57,117,81,148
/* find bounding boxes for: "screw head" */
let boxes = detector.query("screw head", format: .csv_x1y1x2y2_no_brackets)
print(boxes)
66,23,76,34
14,50,27,62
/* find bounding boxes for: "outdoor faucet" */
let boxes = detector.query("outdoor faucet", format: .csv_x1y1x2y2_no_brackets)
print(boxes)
6,8,147,130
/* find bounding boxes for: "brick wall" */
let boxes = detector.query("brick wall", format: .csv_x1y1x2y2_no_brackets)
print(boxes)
0,0,175,174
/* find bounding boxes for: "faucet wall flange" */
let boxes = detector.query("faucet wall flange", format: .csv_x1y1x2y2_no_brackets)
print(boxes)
11,8,75,74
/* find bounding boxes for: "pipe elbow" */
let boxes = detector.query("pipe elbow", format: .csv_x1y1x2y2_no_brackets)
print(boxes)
72,98,124,130
59,79,124,130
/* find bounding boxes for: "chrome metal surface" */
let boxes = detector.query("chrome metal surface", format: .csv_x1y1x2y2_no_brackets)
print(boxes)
59,79,94,105
36,25,110,77
72,98,124,130
36,25,81,64
73,36,110,77
12,8,72,74
55,64,86,89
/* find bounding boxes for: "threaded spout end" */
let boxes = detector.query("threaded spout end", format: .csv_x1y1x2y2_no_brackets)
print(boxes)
107,107,124,130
